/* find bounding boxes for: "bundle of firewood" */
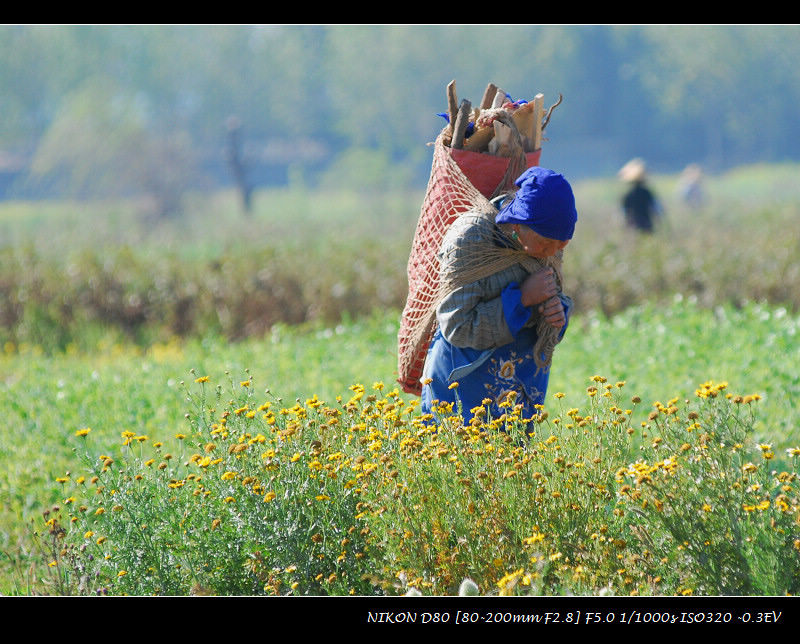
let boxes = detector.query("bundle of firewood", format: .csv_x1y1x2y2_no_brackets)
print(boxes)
441,80,561,157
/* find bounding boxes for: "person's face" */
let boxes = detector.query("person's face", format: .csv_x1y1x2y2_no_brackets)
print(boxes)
514,224,569,259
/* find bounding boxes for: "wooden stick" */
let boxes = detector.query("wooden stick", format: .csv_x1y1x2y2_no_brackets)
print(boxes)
446,80,458,131
462,122,494,152
466,90,528,153
532,93,544,151
479,82,498,110
471,106,482,129
491,88,507,109
542,93,563,131
511,101,536,152
451,99,472,149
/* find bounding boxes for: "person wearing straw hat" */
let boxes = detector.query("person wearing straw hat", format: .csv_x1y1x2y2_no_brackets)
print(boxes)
618,158,662,233
420,166,577,427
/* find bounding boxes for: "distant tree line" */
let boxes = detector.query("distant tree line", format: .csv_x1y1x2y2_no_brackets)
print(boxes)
1,24,798,208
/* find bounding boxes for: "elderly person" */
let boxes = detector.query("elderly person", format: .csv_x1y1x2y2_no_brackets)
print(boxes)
421,166,578,425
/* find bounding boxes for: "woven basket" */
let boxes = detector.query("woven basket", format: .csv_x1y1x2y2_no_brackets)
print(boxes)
397,130,541,396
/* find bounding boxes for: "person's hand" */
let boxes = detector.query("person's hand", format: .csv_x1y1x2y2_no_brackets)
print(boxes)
538,296,566,328
520,267,558,307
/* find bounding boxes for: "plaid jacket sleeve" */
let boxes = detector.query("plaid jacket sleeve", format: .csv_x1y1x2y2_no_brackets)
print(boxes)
436,214,537,350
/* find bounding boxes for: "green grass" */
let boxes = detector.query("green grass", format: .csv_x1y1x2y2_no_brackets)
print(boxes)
0,187,424,261
22,310,798,597
551,299,800,448
2,300,799,594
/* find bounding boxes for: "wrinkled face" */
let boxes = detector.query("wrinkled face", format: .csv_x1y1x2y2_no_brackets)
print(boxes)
514,224,570,259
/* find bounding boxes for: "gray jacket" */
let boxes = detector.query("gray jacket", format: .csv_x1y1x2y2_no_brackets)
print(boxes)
435,212,542,350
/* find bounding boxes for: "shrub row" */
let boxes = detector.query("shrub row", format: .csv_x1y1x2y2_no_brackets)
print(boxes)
3,200,799,352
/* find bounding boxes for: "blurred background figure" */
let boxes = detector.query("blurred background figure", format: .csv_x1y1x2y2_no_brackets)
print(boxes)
618,157,663,233
225,115,253,214
677,163,707,210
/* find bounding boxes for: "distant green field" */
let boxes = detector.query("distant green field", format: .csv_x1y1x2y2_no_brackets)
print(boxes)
1,163,799,352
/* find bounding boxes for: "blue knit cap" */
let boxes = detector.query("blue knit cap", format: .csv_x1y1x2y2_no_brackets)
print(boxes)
495,167,578,241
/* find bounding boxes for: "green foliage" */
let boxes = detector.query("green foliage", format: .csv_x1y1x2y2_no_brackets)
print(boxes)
3,25,800,196
37,371,799,596
27,77,200,216
367,379,800,597
41,377,381,595
1,165,800,352
319,148,415,192
614,382,800,596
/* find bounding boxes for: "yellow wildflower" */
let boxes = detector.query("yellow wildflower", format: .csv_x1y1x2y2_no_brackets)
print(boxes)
497,569,524,596
523,533,545,545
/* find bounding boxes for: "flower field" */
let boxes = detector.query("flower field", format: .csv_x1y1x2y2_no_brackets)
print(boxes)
5,300,800,597
2,164,800,596
31,365,800,596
